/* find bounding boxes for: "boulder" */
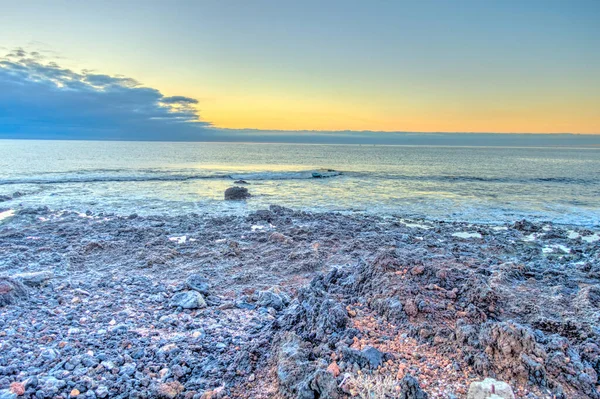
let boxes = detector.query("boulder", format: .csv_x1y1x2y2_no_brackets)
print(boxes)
277,333,316,398
170,291,207,309
224,186,250,200
398,374,429,399
341,346,383,370
0,277,28,307
276,333,340,399
234,180,249,184
467,378,515,399
257,290,285,311
12,271,54,287
186,274,210,295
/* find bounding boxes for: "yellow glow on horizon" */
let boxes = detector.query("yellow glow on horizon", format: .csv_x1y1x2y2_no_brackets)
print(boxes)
194,96,600,134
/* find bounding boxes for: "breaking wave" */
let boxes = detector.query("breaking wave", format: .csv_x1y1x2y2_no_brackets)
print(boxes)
0,169,343,186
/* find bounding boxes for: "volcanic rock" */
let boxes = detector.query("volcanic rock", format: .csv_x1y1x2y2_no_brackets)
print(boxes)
467,378,515,399
224,186,250,200
170,290,207,309
186,274,210,295
0,277,28,307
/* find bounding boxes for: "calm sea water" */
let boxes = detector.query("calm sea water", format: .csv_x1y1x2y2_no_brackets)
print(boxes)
1,140,599,226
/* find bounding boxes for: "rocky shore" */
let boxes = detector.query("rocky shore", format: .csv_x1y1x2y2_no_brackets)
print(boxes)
0,206,599,398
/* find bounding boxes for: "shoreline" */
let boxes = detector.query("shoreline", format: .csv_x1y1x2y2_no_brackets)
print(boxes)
1,206,599,398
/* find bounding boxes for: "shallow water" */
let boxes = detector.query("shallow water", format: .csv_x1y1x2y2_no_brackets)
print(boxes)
1,140,599,226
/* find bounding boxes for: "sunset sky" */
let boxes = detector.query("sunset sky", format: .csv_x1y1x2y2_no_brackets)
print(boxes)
1,0,599,138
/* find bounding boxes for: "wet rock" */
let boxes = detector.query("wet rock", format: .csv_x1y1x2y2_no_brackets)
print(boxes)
170,291,207,309
467,378,515,399
234,180,248,184
0,277,28,307
512,220,540,233
224,186,250,200
186,274,210,295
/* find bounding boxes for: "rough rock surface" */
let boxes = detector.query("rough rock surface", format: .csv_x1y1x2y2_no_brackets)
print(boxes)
399,374,429,399
0,277,27,307
467,378,515,399
12,271,53,287
185,274,210,295
0,206,598,398
170,290,207,309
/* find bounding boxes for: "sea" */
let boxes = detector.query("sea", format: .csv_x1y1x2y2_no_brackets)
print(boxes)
1,139,599,226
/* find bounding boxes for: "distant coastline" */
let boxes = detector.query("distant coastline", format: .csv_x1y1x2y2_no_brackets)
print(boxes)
2,130,600,147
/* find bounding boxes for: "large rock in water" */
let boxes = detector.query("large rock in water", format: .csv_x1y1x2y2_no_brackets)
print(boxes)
467,378,515,399
0,277,28,307
224,186,250,200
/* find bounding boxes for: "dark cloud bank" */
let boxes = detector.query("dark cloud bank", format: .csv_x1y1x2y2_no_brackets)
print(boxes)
1,49,599,147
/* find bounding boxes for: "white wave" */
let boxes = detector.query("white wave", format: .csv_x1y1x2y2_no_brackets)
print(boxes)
0,209,15,221
543,244,571,254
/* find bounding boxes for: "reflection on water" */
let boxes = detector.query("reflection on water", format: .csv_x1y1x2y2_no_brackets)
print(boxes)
0,140,599,226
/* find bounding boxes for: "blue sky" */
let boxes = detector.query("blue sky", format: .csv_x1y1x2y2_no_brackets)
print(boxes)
0,0,599,140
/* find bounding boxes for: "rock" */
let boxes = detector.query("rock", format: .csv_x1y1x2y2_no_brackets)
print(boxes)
186,274,210,295
0,277,28,307
310,369,340,399
0,389,16,399
224,186,250,200
341,346,383,370
361,346,383,369
467,378,515,399
157,381,184,399
269,232,290,243
475,321,547,383
257,290,285,311
170,291,207,309
9,382,25,395
95,386,109,398
108,324,128,334
12,271,54,287
234,180,248,184
326,362,340,377
276,333,316,398
398,374,429,399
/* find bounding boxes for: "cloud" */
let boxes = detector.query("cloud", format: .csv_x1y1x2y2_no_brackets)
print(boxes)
0,48,597,146
0,49,213,140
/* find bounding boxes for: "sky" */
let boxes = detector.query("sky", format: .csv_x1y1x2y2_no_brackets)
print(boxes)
0,0,599,141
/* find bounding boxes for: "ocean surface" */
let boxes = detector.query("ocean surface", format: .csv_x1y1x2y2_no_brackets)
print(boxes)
1,139,599,226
